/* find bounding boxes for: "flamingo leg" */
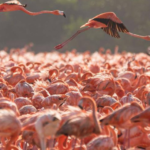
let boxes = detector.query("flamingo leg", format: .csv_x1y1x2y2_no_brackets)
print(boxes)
32,145,38,150
23,142,27,150
39,136,46,150
54,27,91,50
0,137,6,147
49,136,55,150
80,139,83,150
123,129,128,149
72,137,77,150
16,139,22,149
127,129,130,148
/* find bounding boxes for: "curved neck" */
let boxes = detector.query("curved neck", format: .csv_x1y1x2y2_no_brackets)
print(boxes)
83,97,101,134
102,106,114,114
65,64,74,73
81,72,93,81
49,69,59,78
131,74,146,90
108,126,118,147
111,102,122,110
19,7,58,16
11,66,23,75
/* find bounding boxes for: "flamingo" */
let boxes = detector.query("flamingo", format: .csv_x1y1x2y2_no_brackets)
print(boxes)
56,96,101,148
131,107,150,126
55,12,150,50
0,109,21,150
0,0,66,17
21,109,61,150
100,101,144,148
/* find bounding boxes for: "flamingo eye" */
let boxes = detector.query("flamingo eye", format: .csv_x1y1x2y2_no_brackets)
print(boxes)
59,98,62,100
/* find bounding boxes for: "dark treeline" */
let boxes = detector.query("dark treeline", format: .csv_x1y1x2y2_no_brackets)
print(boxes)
0,0,149,53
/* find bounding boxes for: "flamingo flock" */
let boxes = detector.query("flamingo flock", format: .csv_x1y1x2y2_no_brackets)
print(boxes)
0,46,149,150
0,0,150,150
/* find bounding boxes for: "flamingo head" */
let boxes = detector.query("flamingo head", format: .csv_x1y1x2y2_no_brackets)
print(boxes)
99,116,109,125
130,107,150,126
82,84,95,92
23,4,27,8
56,10,66,18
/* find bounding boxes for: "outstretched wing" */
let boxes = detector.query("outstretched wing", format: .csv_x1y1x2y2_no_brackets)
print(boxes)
4,0,27,7
102,27,120,38
93,18,129,38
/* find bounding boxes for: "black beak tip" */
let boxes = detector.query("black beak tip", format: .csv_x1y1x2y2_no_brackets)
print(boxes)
24,4,27,8
53,117,58,121
63,13,66,18
99,118,104,122
131,119,140,123
78,105,83,110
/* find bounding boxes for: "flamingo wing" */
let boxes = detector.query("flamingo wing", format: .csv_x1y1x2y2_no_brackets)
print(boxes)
4,0,27,7
93,18,129,38
102,27,120,38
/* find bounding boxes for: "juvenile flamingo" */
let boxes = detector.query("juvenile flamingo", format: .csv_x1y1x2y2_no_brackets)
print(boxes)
0,0,66,17
55,12,150,50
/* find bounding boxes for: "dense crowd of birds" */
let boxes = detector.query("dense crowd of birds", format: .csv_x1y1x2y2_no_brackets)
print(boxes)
0,0,150,150
0,45,149,150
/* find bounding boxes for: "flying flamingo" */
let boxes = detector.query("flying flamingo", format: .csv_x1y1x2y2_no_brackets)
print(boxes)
0,0,66,17
55,12,150,50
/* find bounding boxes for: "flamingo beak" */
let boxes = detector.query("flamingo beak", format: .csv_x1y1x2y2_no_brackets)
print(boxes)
78,99,83,109
130,115,141,123
23,4,27,8
63,13,66,18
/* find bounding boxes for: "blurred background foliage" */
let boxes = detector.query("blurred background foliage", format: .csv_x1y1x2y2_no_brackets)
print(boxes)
0,0,149,53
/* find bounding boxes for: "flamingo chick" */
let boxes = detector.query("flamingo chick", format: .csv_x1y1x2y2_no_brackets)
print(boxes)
35,110,61,150
55,12,150,50
0,0,66,17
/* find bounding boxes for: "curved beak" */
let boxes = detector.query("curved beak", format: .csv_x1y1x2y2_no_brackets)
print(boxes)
130,115,141,123
63,13,66,18
78,99,83,109
23,4,27,8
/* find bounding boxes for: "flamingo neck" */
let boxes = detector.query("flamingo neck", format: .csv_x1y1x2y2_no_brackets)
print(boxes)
131,74,146,90
108,126,118,147
87,97,101,134
19,7,58,16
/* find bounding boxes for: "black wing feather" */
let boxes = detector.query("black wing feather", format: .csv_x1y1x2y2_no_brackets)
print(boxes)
92,18,129,38
102,27,120,38
93,18,129,33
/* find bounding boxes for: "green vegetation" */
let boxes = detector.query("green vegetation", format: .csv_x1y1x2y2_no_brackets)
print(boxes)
0,0,149,53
